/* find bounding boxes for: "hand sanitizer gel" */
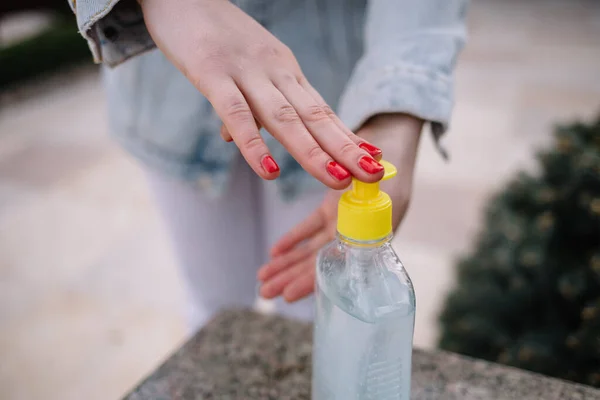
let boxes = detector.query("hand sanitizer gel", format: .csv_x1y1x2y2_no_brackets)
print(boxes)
312,160,416,400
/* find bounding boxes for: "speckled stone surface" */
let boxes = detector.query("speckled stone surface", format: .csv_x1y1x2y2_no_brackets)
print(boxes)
123,309,600,400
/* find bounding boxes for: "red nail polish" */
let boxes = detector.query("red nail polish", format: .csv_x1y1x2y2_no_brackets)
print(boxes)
262,155,280,174
359,156,384,174
326,161,351,181
359,142,382,158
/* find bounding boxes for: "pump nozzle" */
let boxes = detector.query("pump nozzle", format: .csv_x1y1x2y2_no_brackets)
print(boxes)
350,160,397,202
337,160,398,241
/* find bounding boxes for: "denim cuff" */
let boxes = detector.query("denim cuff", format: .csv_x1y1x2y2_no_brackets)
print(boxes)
338,62,454,160
74,0,155,67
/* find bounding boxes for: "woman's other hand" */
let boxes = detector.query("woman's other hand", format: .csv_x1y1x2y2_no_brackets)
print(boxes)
257,114,423,302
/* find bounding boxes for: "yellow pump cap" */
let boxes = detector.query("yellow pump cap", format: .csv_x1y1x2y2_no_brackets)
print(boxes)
337,160,397,241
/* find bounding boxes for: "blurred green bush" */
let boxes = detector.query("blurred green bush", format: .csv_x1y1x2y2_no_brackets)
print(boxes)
0,20,91,89
0,1,91,89
439,116,600,387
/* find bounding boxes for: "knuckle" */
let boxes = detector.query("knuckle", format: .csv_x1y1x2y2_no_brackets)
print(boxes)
306,144,324,163
296,75,308,86
278,71,298,84
339,141,358,157
304,105,330,123
242,135,264,152
254,43,282,60
255,43,298,68
223,97,253,122
274,104,301,125
273,43,294,60
320,104,335,117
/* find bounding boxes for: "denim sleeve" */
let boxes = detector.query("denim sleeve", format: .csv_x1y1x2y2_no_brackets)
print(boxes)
337,0,468,158
68,0,154,67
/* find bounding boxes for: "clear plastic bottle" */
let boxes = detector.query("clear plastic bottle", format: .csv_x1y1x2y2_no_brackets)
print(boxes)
312,160,416,400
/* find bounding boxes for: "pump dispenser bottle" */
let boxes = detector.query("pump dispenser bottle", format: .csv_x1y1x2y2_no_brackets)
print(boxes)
312,160,416,400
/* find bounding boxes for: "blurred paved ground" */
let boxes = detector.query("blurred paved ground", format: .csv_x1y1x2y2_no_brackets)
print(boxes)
1,0,599,399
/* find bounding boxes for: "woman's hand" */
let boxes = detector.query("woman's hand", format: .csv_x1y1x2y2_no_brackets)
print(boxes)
257,114,423,302
139,0,384,189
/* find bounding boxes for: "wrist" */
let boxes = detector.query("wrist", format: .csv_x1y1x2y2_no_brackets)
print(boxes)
358,114,422,159
362,113,423,136
357,113,421,231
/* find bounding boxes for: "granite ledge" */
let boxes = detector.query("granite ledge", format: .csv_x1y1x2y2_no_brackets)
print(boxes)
124,309,600,400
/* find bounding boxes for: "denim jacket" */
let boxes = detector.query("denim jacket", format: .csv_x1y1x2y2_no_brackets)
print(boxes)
70,0,467,200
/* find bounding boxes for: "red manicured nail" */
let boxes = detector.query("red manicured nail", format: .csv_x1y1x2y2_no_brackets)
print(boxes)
359,142,382,158
326,161,351,181
359,156,384,174
262,155,280,173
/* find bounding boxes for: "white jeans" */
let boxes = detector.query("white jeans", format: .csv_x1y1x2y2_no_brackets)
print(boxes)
146,161,326,331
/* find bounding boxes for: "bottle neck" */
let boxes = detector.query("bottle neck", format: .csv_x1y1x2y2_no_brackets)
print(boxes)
337,232,393,248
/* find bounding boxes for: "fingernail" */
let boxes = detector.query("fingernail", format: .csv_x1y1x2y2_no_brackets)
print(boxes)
359,142,382,158
359,156,384,174
326,161,351,181
262,155,280,174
